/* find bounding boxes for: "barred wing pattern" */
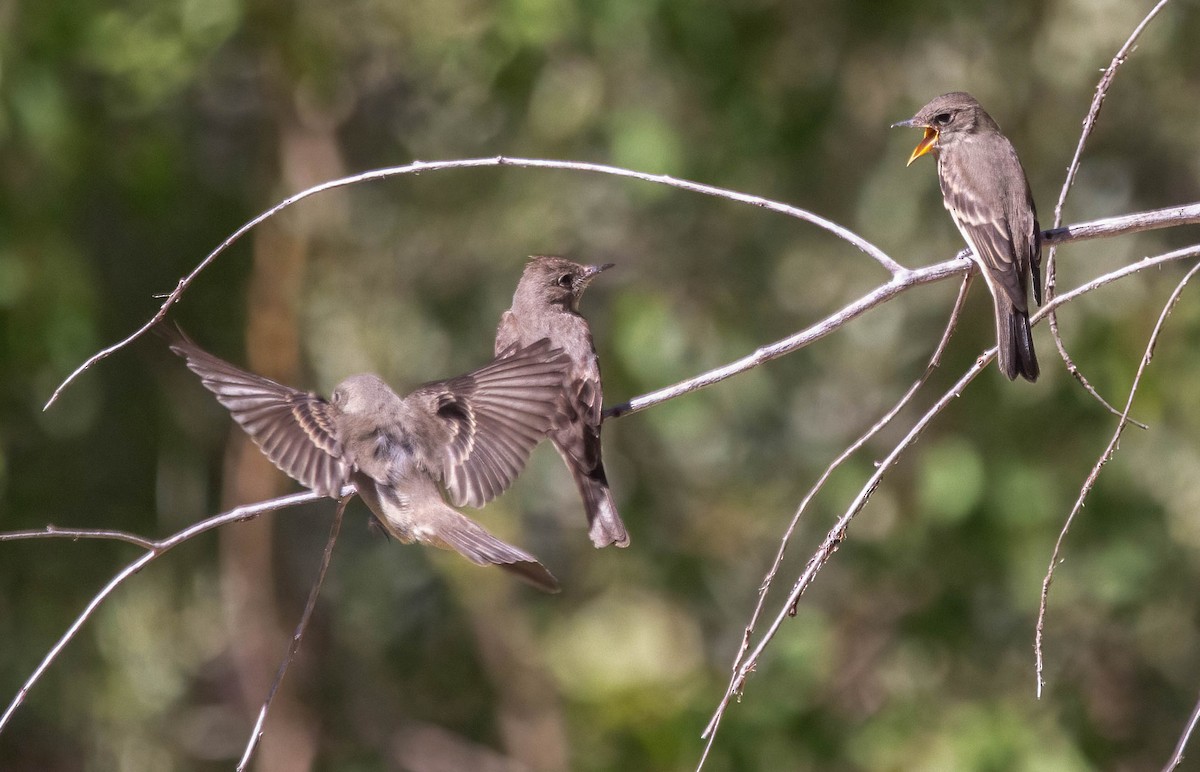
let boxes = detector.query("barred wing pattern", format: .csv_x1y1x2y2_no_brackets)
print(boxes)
422,339,568,509
162,325,351,498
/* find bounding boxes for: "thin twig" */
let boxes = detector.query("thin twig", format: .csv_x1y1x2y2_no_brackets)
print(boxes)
42,156,904,412
698,273,972,755
1043,0,1173,420
0,488,337,735
607,261,960,419
1164,684,1200,771
0,525,156,549
696,357,991,771
1035,259,1200,698
237,496,348,771
1035,245,1200,316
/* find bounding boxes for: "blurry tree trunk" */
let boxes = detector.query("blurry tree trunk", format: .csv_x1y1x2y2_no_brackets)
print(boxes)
219,70,349,771
457,577,570,772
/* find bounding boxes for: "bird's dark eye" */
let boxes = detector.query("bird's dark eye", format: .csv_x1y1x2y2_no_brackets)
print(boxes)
331,389,344,406
557,273,573,288
934,112,952,126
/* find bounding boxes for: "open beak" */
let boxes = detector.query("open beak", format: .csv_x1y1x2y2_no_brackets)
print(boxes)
906,127,939,166
892,117,939,166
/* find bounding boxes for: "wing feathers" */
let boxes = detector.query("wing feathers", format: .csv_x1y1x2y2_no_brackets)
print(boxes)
160,323,351,497
428,339,569,508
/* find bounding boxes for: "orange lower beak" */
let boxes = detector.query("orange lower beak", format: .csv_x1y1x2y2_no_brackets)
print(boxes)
906,127,938,166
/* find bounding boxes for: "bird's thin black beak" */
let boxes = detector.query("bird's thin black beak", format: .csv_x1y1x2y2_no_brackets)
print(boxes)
583,262,615,280
891,117,920,129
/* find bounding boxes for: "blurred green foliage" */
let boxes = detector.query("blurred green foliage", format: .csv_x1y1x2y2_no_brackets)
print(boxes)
2,0,1200,770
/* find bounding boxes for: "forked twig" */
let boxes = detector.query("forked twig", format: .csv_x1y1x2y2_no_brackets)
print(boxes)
698,273,972,757
1035,259,1200,698
0,488,340,735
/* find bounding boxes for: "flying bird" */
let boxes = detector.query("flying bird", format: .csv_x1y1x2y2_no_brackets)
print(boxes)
162,322,569,591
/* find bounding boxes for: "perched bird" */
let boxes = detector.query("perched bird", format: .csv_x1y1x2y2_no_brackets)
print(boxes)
162,323,569,591
495,256,629,549
894,91,1042,381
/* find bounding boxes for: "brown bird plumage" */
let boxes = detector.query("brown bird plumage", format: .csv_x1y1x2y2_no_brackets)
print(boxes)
162,322,569,592
495,256,629,548
895,91,1041,381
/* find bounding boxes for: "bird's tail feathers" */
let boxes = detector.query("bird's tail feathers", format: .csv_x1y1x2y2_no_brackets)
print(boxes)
577,470,629,549
1012,310,1039,382
996,303,1039,382
434,506,561,593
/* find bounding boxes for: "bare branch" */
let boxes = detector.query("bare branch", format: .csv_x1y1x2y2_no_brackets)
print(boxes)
696,357,992,771
1044,0,1174,277
1035,258,1200,698
608,260,963,419
0,525,156,550
1038,244,1200,314
238,496,348,772
1042,203,1200,248
609,203,1200,421
1043,0,1174,419
42,157,902,411
0,488,339,736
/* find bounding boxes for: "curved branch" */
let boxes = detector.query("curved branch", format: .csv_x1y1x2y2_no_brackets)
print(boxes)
42,156,901,411
45,145,1199,418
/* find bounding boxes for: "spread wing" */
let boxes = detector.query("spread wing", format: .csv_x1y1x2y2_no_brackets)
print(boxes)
412,339,567,508
939,139,1038,312
160,323,352,498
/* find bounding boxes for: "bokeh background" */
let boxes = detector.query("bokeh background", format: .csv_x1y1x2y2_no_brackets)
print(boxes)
3,1,1200,770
